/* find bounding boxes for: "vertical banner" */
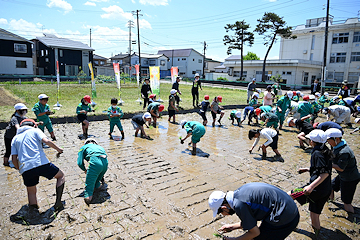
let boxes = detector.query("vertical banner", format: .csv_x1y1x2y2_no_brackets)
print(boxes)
113,62,121,97
55,60,61,106
171,66,178,84
149,66,160,95
135,64,140,86
88,62,96,98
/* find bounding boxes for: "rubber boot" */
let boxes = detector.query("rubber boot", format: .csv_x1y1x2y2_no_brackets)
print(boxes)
52,136,57,141
261,152,267,160
121,131,125,140
54,183,64,211
84,129,88,139
109,133,113,140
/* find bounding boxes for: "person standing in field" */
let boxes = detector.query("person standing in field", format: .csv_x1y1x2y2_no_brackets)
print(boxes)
32,94,56,141
141,78,152,110
168,89,179,123
192,73,203,107
76,95,93,139
247,78,256,104
107,98,124,140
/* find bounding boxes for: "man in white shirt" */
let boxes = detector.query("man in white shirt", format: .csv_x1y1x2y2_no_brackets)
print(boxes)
11,119,65,211
323,105,352,127
248,128,282,160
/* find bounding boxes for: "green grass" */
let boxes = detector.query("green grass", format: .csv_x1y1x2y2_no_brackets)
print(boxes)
0,82,248,122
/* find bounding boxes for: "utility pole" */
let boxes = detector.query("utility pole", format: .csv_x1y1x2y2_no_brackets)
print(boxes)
321,0,330,93
128,20,134,75
132,10,142,81
90,28,92,47
202,41,207,79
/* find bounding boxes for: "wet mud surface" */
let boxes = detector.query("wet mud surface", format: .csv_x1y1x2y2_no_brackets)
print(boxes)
0,110,359,239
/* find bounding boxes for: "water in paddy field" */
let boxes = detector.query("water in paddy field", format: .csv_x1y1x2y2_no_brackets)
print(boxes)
0,110,359,239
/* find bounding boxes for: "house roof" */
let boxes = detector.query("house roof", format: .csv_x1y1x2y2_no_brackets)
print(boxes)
111,53,129,60
35,33,94,51
132,52,169,59
0,28,32,43
205,58,222,63
157,48,203,58
93,54,108,60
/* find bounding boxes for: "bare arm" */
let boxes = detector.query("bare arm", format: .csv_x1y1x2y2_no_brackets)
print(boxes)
12,155,19,170
222,225,260,240
42,137,63,153
182,132,192,141
304,173,329,194
300,114,312,121
332,163,344,172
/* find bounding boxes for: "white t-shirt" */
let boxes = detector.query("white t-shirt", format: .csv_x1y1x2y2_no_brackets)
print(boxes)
11,126,49,174
252,128,277,148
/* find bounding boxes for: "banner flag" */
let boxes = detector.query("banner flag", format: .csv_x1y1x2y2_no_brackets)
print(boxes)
171,67,178,84
88,62,96,98
149,66,160,96
56,61,60,101
113,62,121,98
135,64,140,86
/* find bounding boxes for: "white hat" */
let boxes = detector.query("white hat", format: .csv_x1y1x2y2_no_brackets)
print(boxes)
194,73,200,77
260,113,266,119
324,92,329,96
38,94,49,100
170,89,177,95
287,91,293,98
296,91,301,95
252,78,256,81
208,191,226,218
309,95,316,100
355,118,360,124
325,128,343,139
14,103,28,110
143,112,151,119
84,138,98,145
180,120,187,127
315,92,321,97
252,92,259,98
305,130,327,143
287,117,295,126
235,111,241,119
332,96,340,100
256,89,261,93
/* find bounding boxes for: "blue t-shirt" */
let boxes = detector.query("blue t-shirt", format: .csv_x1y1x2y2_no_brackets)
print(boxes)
200,101,210,112
11,126,49,174
232,182,299,231
317,121,343,133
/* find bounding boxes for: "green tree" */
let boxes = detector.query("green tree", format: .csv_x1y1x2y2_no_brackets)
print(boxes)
224,20,254,79
243,51,260,60
270,73,282,83
255,12,296,82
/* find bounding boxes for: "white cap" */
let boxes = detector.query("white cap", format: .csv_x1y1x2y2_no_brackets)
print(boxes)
194,73,200,77
315,92,321,97
38,94,49,100
324,92,329,96
170,89,177,95
325,128,343,138
260,113,266,119
252,78,256,81
309,95,316,100
14,103,28,110
180,120,187,127
305,129,327,143
256,89,261,93
355,118,360,124
252,92,259,98
287,117,295,126
143,112,151,119
208,191,226,218
296,91,301,95
235,111,241,118
84,138,98,145
287,91,293,98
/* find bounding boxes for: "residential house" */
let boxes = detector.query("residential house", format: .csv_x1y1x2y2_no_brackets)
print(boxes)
280,17,360,84
32,33,94,76
128,53,169,78
0,28,33,75
93,54,114,76
205,58,222,73
157,48,204,78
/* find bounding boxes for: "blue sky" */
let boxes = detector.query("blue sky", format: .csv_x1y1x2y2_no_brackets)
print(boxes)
0,0,359,62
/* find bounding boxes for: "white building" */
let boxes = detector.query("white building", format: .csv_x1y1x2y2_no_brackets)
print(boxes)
280,17,360,84
157,49,204,78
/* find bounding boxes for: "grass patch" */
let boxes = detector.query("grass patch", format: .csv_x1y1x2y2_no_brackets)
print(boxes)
0,82,248,122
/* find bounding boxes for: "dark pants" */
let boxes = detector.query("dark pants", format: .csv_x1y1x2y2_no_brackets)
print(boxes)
192,90,199,106
175,95,180,105
332,175,360,204
143,97,150,109
4,137,12,158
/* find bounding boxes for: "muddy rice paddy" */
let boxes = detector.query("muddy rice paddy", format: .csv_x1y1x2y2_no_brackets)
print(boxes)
0,110,359,240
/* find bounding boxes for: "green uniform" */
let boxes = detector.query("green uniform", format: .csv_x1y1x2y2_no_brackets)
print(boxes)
264,112,279,129
184,121,206,144
272,84,281,96
32,101,53,133
292,95,299,102
318,95,329,108
76,103,92,114
147,102,160,113
168,95,176,111
259,105,272,113
249,98,258,107
297,102,314,122
107,106,124,132
275,96,291,126
77,144,108,198
230,110,241,124
311,101,322,113
329,99,346,106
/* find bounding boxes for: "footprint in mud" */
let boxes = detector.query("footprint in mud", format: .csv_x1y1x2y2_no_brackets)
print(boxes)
182,148,210,158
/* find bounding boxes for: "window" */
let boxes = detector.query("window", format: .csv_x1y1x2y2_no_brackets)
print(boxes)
60,50,63,57
45,50,48,56
182,58,186,61
45,58,49,63
41,50,44,57
348,72,360,83
65,65,79,76
16,60,27,68
282,71,292,75
328,72,344,82
149,60,156,65
178,58,180,61
198,59,202,63
311,35,315,50
193,59,195,61
100,61,105,65
179,72,185,75
330,53,346,63
233,71,247,78
353,32,360,42
192,71,196,74
143,60,149,64
14,43,27,53
303,72,309,84
310,53,314,61
160,60,165,66
351,52,360,62
332,33,349,44
94,60,99,65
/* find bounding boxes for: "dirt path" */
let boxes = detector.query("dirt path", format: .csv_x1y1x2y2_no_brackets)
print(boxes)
0,111,359,239
0,87,23,106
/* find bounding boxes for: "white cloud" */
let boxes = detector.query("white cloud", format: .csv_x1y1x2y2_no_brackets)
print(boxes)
0,18,8,25
101,5,133,20
47,0,73,13
139,19,152,29
268,0,277,2
6,19,57,38
89,0,109,2
139,0,168,6
84,1,96,6
131,0,135,3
